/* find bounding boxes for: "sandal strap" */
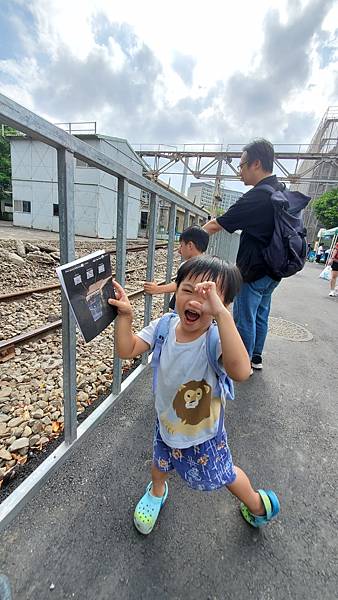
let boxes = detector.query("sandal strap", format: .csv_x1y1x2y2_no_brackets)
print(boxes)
257,489,272,519
146,481,169,506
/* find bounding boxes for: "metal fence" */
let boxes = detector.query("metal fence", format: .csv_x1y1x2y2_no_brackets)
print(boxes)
207,228,240,264
0,93,208,531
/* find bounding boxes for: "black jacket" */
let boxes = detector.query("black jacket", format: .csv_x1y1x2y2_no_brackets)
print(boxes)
217,175,283,283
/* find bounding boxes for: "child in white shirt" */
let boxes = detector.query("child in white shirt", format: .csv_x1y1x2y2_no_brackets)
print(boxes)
109,256,280,534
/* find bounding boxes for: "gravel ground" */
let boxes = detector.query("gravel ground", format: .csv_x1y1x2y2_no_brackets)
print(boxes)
0,238,179,490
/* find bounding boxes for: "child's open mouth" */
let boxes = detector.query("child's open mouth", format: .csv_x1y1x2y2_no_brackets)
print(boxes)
184,309,200,323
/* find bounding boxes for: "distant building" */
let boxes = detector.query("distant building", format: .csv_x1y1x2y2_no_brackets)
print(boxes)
139,188,207,237
187,181,241,214
8,132,144,238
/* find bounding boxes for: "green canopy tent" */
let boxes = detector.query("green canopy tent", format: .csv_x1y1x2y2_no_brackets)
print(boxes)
318,226,338,238
318,227,338,263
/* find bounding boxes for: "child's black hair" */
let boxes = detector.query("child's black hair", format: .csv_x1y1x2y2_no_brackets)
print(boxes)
176,255,242,304
179,226,209,253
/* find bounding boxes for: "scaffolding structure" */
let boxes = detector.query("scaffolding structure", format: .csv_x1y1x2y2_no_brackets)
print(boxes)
136,112,338,239
136,141,338,186
291,107,338,242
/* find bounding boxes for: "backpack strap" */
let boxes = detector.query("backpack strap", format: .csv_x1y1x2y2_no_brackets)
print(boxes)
257,183,276,194
206,322,234,443
258,183,289,210
151,313,176,393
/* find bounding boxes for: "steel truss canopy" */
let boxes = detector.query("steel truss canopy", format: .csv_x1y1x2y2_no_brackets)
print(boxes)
136,142,338,185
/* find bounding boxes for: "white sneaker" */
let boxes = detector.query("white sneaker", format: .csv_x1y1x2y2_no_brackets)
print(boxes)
329,290,336,297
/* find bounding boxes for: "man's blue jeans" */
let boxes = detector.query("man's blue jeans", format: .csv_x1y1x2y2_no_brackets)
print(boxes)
233,275,279,359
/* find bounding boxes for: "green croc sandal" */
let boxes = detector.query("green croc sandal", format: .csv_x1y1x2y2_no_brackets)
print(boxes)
134,481,168,535
240,489,280,528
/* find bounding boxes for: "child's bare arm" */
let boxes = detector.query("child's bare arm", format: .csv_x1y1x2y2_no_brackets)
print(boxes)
108,281,150,359
215,309,251,381
193,281,251,382
144,281,177,295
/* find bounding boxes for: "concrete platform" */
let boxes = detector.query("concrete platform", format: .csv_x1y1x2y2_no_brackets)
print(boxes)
0,263,337,600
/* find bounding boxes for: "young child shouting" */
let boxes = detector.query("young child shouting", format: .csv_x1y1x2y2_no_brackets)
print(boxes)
109,256,280,534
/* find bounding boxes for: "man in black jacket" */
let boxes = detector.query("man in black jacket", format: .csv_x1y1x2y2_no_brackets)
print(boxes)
203,139,281,371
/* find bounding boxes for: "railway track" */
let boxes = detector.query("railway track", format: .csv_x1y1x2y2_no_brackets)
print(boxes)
0,241,176,359
0,240,178,484
0,260,169,303
0,273,174,360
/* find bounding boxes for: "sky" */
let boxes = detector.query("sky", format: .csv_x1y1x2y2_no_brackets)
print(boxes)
0,0,337,191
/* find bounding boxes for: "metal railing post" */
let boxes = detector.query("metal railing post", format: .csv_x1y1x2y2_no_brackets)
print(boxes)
183,209,190,231
0,93,211,531
144,193,159,326
142,192,159,365
112,177,128,394
163,203,176,312
57,148,77,445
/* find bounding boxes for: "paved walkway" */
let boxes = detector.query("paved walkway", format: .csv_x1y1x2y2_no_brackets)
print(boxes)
0,263,337,600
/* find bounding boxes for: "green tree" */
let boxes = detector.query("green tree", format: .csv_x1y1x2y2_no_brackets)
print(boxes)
0,126,13,204
312,188,338,229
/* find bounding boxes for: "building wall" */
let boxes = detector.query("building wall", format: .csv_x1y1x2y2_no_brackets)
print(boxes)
10,136,142,238
98,138,142,239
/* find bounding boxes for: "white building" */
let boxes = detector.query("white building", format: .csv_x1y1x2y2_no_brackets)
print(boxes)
8,133,145,238
187,181,241,214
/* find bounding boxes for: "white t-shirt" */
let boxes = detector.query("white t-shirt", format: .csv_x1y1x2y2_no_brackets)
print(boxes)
137,315,227,449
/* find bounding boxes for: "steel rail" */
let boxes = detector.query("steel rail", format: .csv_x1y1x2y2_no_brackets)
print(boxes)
0,279,173,354
0,260,170,302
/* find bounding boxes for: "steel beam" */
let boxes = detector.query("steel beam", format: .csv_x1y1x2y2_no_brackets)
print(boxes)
138,149,338,160
137,147,338,185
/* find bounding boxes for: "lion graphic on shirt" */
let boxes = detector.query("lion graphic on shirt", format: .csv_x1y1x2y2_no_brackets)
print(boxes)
160,379,221,436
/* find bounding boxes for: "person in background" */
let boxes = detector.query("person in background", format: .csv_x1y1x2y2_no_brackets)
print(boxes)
144,226,209,310
316,244,324,263
328,242,338,297
203,138,281,372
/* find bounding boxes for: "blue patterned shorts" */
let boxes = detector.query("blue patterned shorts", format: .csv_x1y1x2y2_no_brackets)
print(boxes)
153,421,236,491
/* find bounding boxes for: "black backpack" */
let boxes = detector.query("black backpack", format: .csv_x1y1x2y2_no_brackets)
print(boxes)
259,183,311,278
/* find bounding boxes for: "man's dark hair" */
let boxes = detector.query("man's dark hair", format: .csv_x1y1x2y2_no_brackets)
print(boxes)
243,138,274,173
179,226,209,253
176,255,242,304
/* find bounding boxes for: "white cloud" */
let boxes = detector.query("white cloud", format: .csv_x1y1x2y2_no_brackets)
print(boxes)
0,0,337,148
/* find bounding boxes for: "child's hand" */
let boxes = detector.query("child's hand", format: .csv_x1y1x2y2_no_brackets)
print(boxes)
191,281,226,319
144,281,159,294
108,280,133,316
